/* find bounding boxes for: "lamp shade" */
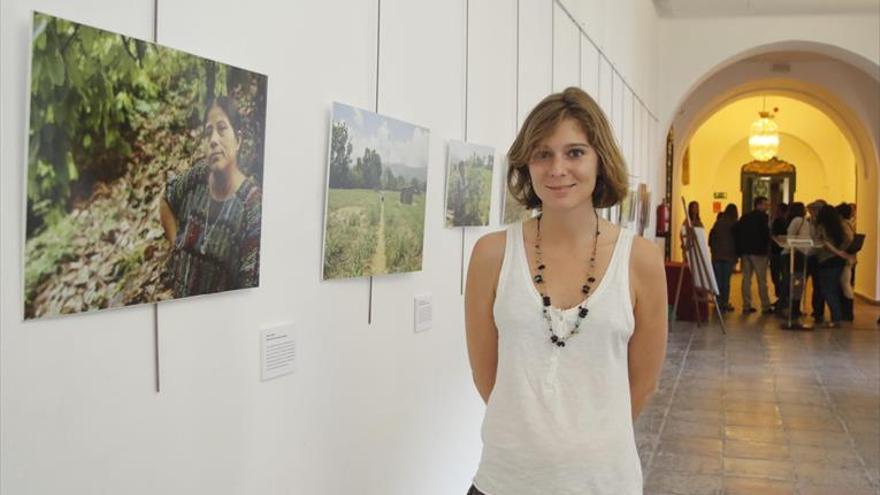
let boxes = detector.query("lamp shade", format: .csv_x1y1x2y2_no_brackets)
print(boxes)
748,110,779,161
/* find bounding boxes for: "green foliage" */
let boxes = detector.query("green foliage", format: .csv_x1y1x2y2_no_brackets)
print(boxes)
446,153,493,226
328,122,424,193
26,13,267,237
23,212,77,308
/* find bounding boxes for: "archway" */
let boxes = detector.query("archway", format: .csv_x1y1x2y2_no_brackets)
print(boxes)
665,42,879,301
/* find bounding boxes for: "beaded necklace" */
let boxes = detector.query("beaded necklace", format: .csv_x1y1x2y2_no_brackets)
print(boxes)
534,208,601,348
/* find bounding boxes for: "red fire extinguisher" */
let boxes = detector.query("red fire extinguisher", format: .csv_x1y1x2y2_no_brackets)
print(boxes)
655,199,670,237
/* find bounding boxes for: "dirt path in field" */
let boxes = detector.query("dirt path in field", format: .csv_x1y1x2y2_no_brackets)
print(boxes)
371,199,387,274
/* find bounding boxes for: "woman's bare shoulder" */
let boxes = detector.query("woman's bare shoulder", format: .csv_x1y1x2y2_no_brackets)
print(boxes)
471,229,507,269
630,235,665,280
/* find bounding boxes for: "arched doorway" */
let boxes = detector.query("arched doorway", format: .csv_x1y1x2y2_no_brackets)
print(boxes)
664,43,879,301
741,158,796,214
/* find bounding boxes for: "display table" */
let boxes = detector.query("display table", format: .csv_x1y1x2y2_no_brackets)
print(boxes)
665,261,708,322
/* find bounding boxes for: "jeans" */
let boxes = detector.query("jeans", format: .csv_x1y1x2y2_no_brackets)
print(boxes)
770,251,784,298
817,258,845,323
712,260,734,307
741,255,772,310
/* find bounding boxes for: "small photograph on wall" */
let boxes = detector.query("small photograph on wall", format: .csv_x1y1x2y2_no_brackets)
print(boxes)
323,102,429,280
24,13,268,319
636,183,651,236
444,140,494,227
500,167,533,225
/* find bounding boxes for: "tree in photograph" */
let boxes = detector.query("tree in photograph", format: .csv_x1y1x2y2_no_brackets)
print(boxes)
329,122,354,188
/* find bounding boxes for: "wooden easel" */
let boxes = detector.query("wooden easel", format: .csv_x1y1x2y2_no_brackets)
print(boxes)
672,197,727,334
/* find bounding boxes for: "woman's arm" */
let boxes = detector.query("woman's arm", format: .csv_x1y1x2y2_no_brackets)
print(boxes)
159,198,178,243
628,237,669,420
464,231,505,404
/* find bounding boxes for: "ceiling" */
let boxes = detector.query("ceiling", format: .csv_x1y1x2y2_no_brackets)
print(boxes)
654,0,880,17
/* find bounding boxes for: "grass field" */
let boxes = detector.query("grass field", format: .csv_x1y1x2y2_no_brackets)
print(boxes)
323,188,425,279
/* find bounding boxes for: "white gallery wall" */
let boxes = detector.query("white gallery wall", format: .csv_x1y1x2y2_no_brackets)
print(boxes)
0,0,660,494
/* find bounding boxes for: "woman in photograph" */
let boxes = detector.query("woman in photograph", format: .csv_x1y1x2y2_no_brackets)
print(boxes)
709,203,738,312
159,96,262,297
464,87,667,494
679,200,703,258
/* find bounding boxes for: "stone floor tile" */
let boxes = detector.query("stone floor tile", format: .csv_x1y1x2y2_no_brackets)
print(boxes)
722,457,795,481
650,452,723,475
725,411,783,427
793,462,875,488
796,485,878,495
722,477,795,495
663,418,724,439
723,439,790,461
786,443,862,466
725,425,787,444
657,436,724,457
644,471,722,495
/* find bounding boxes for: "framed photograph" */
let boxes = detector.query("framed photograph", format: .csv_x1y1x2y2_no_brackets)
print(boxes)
322,102,429,280
24,12,268,319
444,140,494,227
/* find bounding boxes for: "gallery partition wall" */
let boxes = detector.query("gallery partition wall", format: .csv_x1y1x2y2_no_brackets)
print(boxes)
0,1,661,494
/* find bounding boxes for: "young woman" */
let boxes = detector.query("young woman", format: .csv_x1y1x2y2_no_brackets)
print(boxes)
709,203,738,312
464,87,667,494
159,96,262,297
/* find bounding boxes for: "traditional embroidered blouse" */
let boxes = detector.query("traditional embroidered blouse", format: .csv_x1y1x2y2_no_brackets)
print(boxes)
164,163,261,297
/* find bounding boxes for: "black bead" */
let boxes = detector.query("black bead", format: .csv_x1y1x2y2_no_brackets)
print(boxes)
550,335,558,343
537,264,546,270
534,274,543,283
558,341,566,347
582,285,590,294
587,277,596,283
579,307,589,318
543,296,551,307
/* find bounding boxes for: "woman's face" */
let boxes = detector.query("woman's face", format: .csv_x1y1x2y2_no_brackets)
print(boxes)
204,105,241,173
527,118,598,212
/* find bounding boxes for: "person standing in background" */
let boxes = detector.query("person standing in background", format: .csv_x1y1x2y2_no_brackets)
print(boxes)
806,200,827,321
769,203,789,306
836,203,856,321
734,196,772,314
709,204,738,312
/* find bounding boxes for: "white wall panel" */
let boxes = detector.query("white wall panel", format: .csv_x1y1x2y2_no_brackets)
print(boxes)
1,0,664,493
552,2,580,91
517,0,552,125
598,56,613,121
466,0,518,258
623,87,634,175
580,34,600,100
0,3,163,495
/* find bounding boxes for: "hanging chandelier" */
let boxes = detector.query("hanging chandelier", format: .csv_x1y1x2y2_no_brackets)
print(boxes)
748,102,779,161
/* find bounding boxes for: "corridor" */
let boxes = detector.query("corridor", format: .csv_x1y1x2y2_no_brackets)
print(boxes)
636,295,879,495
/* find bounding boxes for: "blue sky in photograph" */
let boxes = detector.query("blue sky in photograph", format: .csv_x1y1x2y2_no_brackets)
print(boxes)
332,102,430,175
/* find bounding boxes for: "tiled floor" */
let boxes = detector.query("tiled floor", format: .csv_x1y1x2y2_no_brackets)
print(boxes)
636,278,880,495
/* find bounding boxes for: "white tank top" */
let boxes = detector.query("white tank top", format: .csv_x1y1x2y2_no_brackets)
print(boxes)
473,222,642,495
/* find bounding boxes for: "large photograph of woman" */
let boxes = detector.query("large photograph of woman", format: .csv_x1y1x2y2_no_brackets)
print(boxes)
24,13,268,319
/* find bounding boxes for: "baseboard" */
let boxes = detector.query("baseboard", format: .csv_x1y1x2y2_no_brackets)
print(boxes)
855,292,880,306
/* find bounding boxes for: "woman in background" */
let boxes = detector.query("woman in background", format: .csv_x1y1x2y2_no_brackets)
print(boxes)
159,96,262,297
835,203,856,321
709,204,738,312
813,204,854,328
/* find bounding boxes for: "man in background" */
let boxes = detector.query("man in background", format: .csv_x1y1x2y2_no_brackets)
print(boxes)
735,196,772,314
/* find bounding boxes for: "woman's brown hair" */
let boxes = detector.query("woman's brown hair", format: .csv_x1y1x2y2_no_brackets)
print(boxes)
507,87,628,209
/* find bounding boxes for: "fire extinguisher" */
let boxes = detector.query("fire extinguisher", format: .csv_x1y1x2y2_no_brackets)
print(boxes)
655,200,670,237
